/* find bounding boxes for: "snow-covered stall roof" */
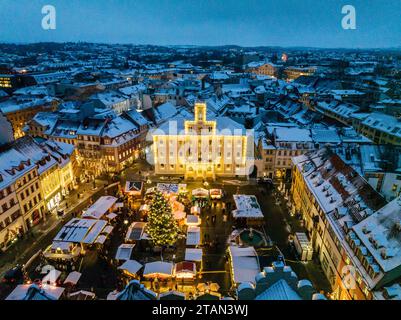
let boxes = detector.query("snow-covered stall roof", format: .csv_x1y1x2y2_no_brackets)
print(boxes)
185,248,203,262
228,245,260,285
157,183,186,195
63,271,82,286
54,218,108,244
118,260,143,275
115,244,135,261
42,269,62,285
232,195,264,219
185,215,201,226
186,226,201,246
125,222,149,241
143,261,174,278
82,196,118,220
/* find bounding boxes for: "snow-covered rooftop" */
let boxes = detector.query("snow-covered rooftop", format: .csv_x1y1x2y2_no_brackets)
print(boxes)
232,195,264,219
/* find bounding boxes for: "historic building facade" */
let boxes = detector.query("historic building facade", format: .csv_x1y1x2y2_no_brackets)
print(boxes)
152,102,252,180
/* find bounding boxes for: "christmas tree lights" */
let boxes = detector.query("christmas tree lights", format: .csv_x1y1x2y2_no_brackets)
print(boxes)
146,191,181,247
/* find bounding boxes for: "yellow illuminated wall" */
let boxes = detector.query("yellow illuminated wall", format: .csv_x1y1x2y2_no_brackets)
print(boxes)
153,102,248,180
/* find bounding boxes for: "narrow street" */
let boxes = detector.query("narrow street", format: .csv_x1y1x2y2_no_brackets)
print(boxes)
0,179,109,299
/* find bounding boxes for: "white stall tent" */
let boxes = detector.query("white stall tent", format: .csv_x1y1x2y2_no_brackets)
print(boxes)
54,218,109,245
42,269,62,285
95,235,107,245
185,248,203,262
125,222,149,241
115,244,135,261
82,196,118,220
63,271,82,286
143,261,174,278
69,290,96,300
192,188,209,198
186,226,201,246
228,245,260,285
118,260,143,276
190,206,201,214
103,225,114,235
106,213,118,220
185,215,201,226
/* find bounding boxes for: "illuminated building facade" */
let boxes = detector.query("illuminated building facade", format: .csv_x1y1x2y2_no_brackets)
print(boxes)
152,102,252,180
290,148,396,300
0,97,59,139
284,67,316,81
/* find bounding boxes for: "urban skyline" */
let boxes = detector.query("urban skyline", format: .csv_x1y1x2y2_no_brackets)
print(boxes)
1,0,401,307
1,0,401,48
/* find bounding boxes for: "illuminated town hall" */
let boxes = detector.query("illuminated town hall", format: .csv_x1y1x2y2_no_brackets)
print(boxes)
152,102,253,180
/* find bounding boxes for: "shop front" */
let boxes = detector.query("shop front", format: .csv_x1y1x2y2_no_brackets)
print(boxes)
46,189,62,213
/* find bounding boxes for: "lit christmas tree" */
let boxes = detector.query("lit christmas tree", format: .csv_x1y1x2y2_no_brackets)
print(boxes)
146,191,180,247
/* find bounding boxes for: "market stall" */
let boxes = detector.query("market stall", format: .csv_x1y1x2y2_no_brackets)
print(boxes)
191,206,201,215
143,261,174,279
192,188,209,198
210,189,223,200
115,244,135,261
43,241,82,262
42,269,62,286
63,271,82,286
186,226,201,246
118,260,143,278
227,245,260,287
125,222,149,242
124,181,143,197
174,261,197,280
185,215,201,226
232,195,265,227
82,196,118,220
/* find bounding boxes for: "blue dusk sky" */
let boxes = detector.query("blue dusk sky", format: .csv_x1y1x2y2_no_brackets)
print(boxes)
0,0,400,48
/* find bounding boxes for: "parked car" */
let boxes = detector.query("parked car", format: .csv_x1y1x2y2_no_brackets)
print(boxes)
2,265,25,285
